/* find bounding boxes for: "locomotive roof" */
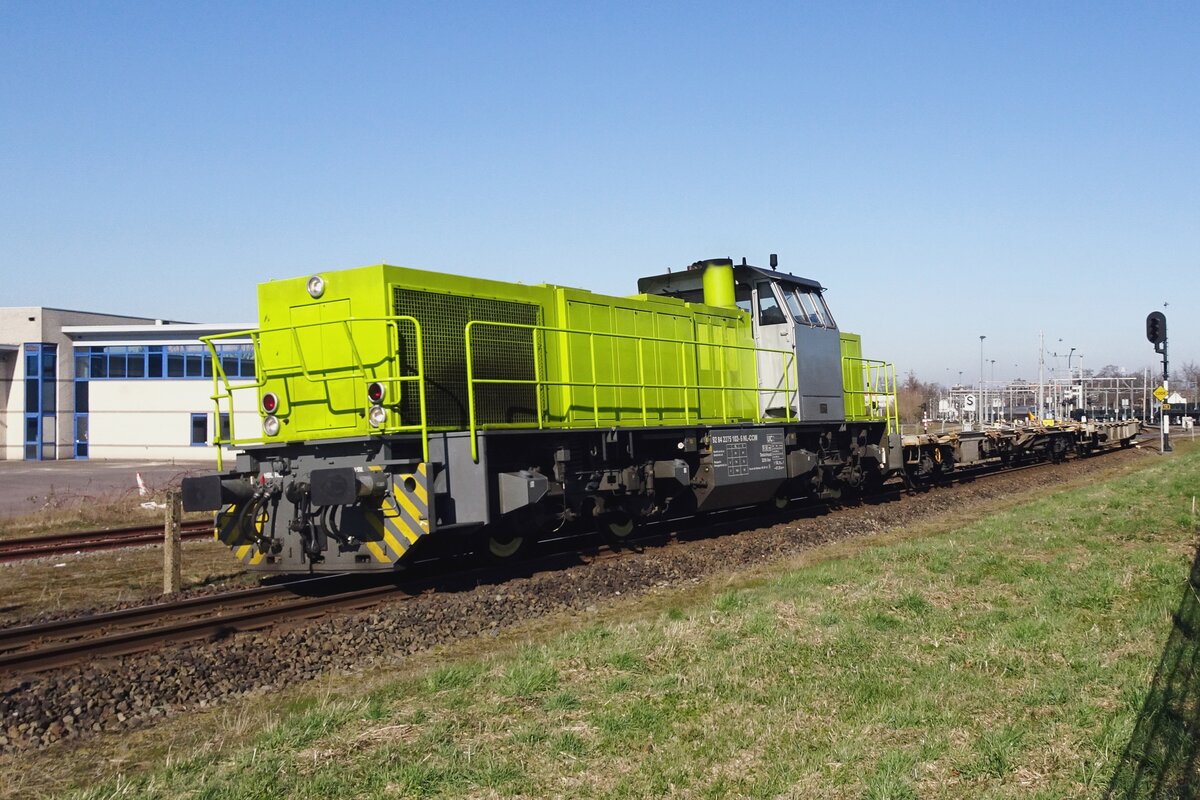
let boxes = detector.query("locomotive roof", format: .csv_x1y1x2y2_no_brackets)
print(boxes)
636,262,826,297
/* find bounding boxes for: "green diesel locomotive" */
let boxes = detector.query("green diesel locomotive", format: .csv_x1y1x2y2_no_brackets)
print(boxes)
181,256,898,572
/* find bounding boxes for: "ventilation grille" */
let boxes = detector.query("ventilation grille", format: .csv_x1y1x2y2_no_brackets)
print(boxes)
393,287,541,428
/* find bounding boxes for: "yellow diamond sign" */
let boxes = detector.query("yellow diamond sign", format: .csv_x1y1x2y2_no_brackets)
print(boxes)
1153,385,1168,402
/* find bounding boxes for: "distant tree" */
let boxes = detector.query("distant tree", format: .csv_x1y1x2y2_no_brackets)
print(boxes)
1094,364,1124,378
1179,360,1200,402
895,370,944,424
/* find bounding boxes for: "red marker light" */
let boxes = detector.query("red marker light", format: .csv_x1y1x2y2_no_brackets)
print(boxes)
262,393,279,414
367,382,386,404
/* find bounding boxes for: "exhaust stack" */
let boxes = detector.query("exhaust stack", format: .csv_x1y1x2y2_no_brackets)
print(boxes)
700,258,736,309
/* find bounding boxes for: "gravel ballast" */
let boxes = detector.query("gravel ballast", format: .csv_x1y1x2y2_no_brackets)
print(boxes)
0,448,1153,751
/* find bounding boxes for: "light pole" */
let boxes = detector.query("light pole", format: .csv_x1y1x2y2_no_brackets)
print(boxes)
1067,347,1076,418
1056,338,1064,420
1078,354,1084,416
1070,347,1080,419
989,359,996,421
1050,351,1070,420
979,335,986,427
957,370,963,423
1013,364,1021,420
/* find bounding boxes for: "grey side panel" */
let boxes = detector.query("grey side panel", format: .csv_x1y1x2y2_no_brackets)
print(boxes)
498,471,549,514
695,427,788,509
710,429,787,484
886,433,904,472
428,431,490,526
793,326,844,421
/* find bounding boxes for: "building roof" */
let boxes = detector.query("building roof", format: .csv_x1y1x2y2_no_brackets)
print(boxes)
62,322,254,345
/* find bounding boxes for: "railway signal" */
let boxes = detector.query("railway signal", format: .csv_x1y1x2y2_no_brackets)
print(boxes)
1146,311,1166,350
1146,311,1170,452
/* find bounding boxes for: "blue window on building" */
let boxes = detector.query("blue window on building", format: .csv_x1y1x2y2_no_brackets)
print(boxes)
75,344,254,380
148,345,164,377
74,415,88,459
189,412,230,446
24,343,57,460
71,342,252,456
190,412,208,446
74,365,89,459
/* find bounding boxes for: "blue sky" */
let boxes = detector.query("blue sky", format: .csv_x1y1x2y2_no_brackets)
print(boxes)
2,2,1196,385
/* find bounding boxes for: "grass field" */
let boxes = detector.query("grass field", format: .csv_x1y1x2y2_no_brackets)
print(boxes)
9,442,1200,799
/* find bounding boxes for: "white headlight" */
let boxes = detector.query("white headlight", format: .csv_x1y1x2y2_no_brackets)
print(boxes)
263,415,281,436
368,405,387,428
306,275,326,299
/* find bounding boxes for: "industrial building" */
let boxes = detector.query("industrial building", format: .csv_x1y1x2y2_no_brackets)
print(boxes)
0,307,255,461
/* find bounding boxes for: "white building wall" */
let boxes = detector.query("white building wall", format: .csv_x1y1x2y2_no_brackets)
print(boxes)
0,307,160,460
2,308,254,461
0,309,40,461
86,380,259,462
0,352,15,459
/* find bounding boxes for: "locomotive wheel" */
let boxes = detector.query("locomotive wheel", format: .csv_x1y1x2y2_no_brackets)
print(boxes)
480,527,531,560
598,510,637,545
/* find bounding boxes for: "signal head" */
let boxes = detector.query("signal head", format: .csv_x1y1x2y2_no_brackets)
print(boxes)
1146,311,1167,345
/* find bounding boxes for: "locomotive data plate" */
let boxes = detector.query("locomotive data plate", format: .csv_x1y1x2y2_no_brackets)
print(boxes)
710,430,787,484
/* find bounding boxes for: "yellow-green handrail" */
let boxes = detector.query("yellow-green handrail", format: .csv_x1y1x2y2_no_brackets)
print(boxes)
201,315,429,469
842,356,898,434
463,320,797,462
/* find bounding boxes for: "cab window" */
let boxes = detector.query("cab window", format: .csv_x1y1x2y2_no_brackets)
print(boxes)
785,287,835,328
756,284,787,326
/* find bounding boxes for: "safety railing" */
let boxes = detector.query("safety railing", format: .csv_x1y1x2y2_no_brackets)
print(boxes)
201,315,429,469
842,356,898,434
463,320,797,461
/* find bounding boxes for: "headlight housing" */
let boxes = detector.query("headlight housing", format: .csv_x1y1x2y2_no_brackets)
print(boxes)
368,405,387,428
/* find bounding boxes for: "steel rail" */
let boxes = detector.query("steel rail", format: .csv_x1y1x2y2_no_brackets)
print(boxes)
0,577,392,676
0,521,213,563
0,433,1146,677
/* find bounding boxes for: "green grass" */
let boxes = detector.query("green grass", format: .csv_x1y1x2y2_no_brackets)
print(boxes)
13,444,1200,799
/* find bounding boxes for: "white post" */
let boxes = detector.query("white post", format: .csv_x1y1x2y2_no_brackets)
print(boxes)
979,335,986,427
1162,377,1169,453
1037,332,1045,423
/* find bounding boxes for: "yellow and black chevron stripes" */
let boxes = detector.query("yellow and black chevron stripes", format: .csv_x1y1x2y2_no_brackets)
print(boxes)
361,464,432,564
216,503,267,566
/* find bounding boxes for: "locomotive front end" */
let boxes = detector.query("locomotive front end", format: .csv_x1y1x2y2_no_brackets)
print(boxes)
182,265,435,572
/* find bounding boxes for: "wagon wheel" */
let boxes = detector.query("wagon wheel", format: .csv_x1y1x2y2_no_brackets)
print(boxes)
769,486,792,511
597,509,637,546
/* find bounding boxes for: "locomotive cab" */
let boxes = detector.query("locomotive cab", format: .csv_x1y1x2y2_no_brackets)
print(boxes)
637,257,846,422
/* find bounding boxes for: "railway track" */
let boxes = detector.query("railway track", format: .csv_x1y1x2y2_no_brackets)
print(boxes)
0,575,401,676
0,442,1155,761
0,521,213,563
0,436,1149,680
0,543,633,678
